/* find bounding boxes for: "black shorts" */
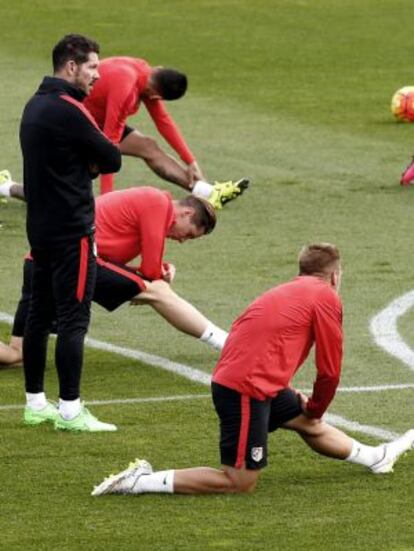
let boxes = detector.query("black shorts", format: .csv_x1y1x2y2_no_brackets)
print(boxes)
94,258,147,311
121,125,135,141
212,383,302,470
13,257,148,336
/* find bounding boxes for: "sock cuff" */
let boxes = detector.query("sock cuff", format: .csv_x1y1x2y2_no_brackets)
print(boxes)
192,180,213,198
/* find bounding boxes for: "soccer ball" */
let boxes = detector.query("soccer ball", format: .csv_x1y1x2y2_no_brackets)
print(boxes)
391,86,414,122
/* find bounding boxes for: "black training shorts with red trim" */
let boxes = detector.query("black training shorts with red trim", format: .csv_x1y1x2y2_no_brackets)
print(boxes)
93,258,147,311
211,383,302,470
13,257,148,336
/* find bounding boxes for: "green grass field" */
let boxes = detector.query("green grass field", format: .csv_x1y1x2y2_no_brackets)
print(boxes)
1,0,414,549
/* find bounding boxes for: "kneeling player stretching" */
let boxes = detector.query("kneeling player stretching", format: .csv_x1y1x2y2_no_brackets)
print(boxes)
92,243,414,495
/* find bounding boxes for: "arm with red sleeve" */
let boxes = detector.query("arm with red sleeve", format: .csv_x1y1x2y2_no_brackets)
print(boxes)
306,290,343,419
143,97,196,165
136,194,173,280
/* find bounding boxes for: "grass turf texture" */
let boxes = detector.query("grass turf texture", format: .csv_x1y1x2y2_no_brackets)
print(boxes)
0,0,414,549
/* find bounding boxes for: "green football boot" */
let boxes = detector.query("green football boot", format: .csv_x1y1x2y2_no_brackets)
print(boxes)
24,401,60,426
208,178,250,210
54,405,117,432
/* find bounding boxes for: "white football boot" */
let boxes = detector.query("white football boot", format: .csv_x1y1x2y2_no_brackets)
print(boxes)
92,458,153,495
370,429,414,474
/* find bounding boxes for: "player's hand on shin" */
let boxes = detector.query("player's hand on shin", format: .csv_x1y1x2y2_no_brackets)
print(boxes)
296,391,311,416
162,262,176,283
187,161,204,185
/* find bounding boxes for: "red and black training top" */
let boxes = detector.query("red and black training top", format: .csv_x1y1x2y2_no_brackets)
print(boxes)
213,276,343,419
20,76,121,249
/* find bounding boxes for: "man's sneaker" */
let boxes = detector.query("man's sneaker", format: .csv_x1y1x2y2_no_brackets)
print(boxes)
209,178,250,209
370,429,414,474
54,405,117,432
24,401,60,426
91,458,153,496
400,158,414,186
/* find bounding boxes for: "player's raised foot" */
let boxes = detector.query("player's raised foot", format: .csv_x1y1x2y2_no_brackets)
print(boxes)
24,401,60,426
400,157,414,186
54,405,117,432
209,178,250,209
91,458,153,496
370,429,414,474
0,169,12,197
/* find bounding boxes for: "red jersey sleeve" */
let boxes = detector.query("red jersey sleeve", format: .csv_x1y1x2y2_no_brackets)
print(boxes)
306,289,343,418
143,97,195,165
137,194,174,280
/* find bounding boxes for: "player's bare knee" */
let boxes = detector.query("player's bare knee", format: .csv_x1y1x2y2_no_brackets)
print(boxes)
236,478,257,493
136,135,160,160
223,467,259,494
284,414,324,437
137,279,173,304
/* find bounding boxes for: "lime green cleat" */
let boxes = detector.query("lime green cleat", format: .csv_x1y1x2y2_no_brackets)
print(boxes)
54,405,117,432
0,169,11,185
0,169,12,200
24,401,60,426
208,178,250,210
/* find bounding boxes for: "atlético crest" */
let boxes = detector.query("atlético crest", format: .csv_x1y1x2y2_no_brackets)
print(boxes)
251,447,263,462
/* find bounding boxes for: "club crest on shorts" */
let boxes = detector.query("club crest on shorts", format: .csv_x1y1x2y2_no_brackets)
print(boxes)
251,447,263,462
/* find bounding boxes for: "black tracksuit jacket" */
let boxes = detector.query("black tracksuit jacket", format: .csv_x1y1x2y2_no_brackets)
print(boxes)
20,77,121,249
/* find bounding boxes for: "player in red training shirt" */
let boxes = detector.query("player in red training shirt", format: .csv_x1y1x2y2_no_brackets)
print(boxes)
1,187,228,366
82,57,249,208
93,243,414,496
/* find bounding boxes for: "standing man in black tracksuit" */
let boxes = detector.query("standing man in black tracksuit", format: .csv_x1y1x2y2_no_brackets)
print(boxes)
20,34,122,432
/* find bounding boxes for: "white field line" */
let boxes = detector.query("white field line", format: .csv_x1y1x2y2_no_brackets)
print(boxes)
370,290,414,372
324,414,399,441
1,310,412,441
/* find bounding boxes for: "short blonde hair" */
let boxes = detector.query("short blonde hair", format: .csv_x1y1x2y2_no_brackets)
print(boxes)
298,243,340,276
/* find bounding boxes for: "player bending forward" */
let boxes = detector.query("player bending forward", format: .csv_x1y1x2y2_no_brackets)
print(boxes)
92,243,414,495
0,187,227,370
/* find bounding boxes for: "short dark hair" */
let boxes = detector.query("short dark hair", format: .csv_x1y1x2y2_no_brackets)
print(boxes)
153,68,188,100
52,34,100,72
298,243,340,276
179,195,216,235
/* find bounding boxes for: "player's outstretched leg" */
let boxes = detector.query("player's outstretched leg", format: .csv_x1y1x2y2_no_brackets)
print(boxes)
284,414,414,474
92,460,258,496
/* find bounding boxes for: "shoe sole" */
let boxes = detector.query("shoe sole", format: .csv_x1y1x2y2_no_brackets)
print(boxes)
55,423,117,432
24,417,55,426
220,178,251,207
235,178,250,193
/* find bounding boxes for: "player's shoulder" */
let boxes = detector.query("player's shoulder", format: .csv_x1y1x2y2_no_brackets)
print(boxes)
311,281,342,321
